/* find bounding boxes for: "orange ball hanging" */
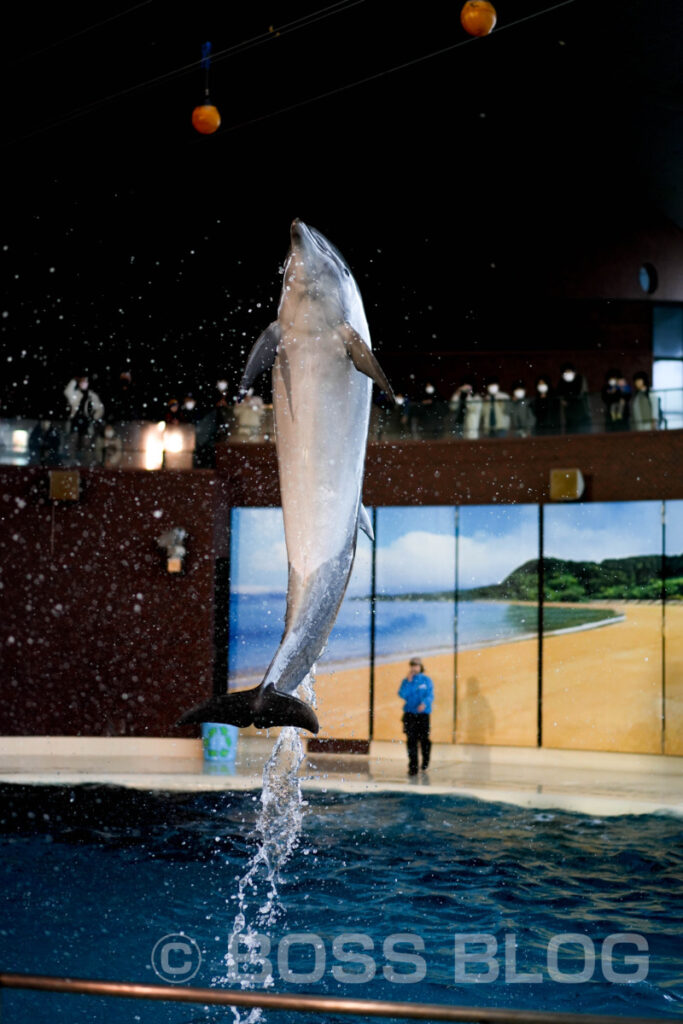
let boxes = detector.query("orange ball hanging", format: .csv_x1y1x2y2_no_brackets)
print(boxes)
461,1,497,37
192,103,221,135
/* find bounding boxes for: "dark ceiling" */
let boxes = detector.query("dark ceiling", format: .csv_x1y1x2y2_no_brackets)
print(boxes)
2,0,683,409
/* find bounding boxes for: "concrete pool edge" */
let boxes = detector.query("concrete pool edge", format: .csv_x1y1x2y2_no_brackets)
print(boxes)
0,736,681,817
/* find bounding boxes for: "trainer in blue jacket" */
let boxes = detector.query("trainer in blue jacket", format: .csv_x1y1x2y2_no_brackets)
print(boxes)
398,658,433,776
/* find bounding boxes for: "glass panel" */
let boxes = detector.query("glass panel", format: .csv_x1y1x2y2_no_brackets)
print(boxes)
456,505,539,746
653,306,683,358
653,360,683,391
543,502,663,753
664,501,683,755
315,527,372,740
652,361,683,430
229,508,372,738
229,507,288,685
374,507,456,743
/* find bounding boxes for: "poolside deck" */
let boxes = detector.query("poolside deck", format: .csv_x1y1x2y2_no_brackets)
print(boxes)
0,737,681,817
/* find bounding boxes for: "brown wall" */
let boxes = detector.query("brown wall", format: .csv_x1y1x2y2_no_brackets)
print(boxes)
546,213,683,303
2,430,683,738
0,468,229,737
219,430,683,507
383,300,655,402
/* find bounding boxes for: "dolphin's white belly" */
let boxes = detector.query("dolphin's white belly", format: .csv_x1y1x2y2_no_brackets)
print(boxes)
177,219,390,731
273,327,371,579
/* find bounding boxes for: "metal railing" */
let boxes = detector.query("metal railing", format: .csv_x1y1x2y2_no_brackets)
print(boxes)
0,971,665,1023
0,388,681,469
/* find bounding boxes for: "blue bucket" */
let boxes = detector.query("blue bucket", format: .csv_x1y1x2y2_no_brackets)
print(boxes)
201,722,239,764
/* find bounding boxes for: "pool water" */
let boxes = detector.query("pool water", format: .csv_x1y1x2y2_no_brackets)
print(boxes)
0,783,682,1022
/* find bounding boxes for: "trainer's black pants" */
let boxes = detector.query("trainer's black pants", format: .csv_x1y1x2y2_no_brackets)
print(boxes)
402,712,431,774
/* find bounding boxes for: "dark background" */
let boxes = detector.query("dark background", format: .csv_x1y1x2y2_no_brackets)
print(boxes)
2,0,683,414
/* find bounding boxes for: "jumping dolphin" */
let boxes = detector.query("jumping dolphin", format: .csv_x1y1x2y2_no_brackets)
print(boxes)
179,219,394,734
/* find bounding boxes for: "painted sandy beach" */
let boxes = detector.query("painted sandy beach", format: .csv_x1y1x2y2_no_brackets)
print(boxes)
240,602,683,756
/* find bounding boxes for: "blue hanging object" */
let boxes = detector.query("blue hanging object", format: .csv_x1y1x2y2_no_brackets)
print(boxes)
201,41,212,71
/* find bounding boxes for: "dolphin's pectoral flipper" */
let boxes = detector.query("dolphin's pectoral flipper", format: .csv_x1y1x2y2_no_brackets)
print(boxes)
358,503,374,541
176,683,319,733
240,322,282,394
339,323,396,405
278,344,295,420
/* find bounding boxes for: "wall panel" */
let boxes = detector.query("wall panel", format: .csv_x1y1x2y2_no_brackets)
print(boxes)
456,506,539,747
542,502,663,753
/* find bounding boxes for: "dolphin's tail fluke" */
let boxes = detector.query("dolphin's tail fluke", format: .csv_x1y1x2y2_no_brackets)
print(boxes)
177,683,319,734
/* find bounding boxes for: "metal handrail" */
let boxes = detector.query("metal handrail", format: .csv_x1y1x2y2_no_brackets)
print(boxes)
0,971,665,1023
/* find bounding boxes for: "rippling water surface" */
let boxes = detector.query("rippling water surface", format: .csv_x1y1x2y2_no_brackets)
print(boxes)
0,783,681,1022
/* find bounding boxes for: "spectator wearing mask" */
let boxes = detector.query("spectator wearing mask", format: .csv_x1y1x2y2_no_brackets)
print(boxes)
181,394,202,425
233,388,265,440
509,381,536,437
449,380,481,439
28,419,62,466
95,423,123,467
531,376,561,436
631,372,661,431
601,369,630,432
420,382,448,439
64,374,104,464
165,398,182,425
107,369,140,422
479,377,510,438
556,363,591,434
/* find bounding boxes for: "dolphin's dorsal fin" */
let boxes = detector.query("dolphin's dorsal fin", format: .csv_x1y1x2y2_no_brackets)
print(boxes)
358,503,374,541
239,322,282,395
339,323,396,405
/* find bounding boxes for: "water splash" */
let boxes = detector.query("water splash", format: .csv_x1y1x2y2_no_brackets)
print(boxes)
215,673,316,1021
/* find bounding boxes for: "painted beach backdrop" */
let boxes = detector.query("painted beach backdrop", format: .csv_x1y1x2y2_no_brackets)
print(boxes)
229,502,683,752
229,593,625,678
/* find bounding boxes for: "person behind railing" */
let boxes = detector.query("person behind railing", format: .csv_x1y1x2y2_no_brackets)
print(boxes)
181,393,202,425
479,377,510,438
419,382,448,438
233,388,265,440
601,368,631,432
107,369,141,423
64,374,104,465
95,423,123,467
556,363,591,434
631,371,661,430
213,379,233,436
165,398,183,425
531,376,561,436
193,379,234,467
509,380,536,437
407,383,441,438
448,380,480,439
406,388,422,438
28,419,62,466
372,387,399,440
376,392,410,440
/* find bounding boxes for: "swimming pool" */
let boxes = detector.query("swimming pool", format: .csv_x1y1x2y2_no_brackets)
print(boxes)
0,782,681,1022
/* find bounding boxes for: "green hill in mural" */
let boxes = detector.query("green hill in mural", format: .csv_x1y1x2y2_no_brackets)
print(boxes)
462,555,683,602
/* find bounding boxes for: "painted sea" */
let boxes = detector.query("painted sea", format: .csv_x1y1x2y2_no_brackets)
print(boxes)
228,594,621,679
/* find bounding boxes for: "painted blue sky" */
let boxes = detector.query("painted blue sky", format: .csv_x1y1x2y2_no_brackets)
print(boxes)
230,502,682,596
544,501,663,561
666,500,683,554
230,508,372,595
